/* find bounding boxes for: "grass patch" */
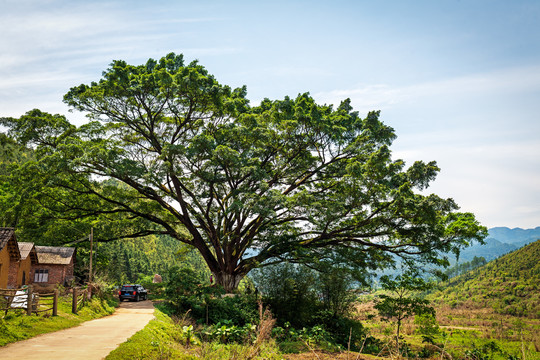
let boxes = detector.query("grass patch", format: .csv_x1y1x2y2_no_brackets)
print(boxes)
106,308,191,360
106,307,284,360
0,294,117,347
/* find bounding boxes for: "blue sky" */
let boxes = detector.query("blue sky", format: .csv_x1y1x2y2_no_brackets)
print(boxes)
1,0,539,229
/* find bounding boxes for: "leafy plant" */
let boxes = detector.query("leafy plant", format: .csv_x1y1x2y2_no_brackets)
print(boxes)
202,321,256,344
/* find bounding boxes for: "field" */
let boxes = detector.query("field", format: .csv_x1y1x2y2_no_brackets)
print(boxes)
356,299,540,359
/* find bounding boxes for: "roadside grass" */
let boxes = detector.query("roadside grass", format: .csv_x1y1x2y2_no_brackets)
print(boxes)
107,307,285,360
108,306,382,360
0,294,117,347
105,308,191,360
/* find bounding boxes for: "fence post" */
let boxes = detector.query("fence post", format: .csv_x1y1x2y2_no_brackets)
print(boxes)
72,287,78,314
26,285,33,316
53,289,58,316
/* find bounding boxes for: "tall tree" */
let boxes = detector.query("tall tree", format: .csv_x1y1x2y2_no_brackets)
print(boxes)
1,54,487,291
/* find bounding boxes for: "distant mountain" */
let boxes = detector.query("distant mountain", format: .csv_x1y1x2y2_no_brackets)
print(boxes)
432,239,540,318
455,226,540,263
487,226,540,244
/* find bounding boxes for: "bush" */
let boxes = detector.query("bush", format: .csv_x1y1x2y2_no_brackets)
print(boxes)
251,263,319,328
252,263,369,351
205,295,258,326
313,310,368,351
162,266,258,326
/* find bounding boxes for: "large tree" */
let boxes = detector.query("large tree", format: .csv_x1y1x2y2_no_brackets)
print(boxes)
1,54,486,291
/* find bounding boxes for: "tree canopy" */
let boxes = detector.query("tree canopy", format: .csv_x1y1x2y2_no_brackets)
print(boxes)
0,53,487,291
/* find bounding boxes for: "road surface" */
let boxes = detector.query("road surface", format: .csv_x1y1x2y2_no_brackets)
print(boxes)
0,300,155,360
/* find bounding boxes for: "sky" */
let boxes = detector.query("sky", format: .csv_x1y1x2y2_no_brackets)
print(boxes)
1,0,539,229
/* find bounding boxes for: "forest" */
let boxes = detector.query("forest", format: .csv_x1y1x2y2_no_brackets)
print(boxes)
1,54,538,359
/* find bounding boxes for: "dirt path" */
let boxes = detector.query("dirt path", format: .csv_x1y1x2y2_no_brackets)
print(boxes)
0,300,155,360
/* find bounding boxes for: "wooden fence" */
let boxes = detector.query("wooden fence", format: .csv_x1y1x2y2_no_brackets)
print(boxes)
1,285,90,317
72,287,89,314
0,286,55,316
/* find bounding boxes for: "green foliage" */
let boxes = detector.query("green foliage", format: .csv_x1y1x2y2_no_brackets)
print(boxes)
201,321,256,344
1,53,487,291
252,262,370,351
271,324,339,353
415,313,440,337
251,263,319,327
94,235,198,285
463,341,507,360
205,295,259,326
444,256,488,278
375,268,435,353
162,265,258,326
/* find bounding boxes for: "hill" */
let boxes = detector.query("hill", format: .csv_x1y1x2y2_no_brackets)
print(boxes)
432,239,540,319
456,226,540,263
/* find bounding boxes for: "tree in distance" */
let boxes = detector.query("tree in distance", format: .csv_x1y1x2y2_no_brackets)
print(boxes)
0,53,487,291
375,268,436,354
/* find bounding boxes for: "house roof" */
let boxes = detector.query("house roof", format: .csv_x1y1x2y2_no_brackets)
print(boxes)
0,227,21,261
35,246,76,265
18,242,38,264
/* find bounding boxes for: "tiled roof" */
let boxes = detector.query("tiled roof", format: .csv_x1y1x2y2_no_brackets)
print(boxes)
0,227,15,251
0,227,21,261
35,246,76,265
18,242,38,263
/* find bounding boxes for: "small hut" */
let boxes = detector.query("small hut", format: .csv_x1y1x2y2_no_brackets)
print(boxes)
32,246,76,291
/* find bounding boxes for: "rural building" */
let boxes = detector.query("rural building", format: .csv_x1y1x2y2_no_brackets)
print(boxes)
11,242,38,287
1,227,77,290
32,246,76,290
0,228,21,288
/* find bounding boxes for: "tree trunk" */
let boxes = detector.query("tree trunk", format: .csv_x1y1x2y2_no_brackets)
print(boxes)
214,272,244,293
396,319,401,355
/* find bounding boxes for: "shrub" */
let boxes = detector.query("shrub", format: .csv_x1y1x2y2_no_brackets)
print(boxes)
162,266,259,326
251,263,319,328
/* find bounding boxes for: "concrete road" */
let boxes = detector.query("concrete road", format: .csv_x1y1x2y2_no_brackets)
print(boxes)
0,300,155,360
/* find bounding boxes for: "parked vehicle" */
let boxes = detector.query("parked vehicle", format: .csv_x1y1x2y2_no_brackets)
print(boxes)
118,284,148,302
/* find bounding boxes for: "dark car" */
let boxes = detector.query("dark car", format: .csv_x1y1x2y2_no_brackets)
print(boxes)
118,284,148,302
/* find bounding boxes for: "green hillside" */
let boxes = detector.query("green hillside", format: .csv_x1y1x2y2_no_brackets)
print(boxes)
432,239,540,318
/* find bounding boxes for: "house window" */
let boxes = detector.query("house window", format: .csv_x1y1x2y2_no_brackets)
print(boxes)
34,269,49,283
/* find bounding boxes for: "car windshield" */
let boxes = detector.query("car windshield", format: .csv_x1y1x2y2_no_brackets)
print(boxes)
122,286,134,291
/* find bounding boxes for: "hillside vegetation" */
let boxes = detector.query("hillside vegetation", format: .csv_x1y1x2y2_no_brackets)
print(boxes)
432,239,540,318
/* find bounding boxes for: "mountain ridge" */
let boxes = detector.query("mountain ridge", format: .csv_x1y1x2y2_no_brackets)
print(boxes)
456,226,540,263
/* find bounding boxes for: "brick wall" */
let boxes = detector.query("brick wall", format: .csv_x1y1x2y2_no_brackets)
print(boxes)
31,258,74,286
8,261,19,288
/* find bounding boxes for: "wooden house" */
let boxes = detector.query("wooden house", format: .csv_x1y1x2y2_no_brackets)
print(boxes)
0,228,21,288
11,242,38,287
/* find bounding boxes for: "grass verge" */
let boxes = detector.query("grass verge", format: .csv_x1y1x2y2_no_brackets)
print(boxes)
106,307,284,360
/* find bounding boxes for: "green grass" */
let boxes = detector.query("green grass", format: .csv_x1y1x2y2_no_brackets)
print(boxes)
0,294,117,346
106,308,284,360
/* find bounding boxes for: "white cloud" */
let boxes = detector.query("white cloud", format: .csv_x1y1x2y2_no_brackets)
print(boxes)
314,64,540,114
